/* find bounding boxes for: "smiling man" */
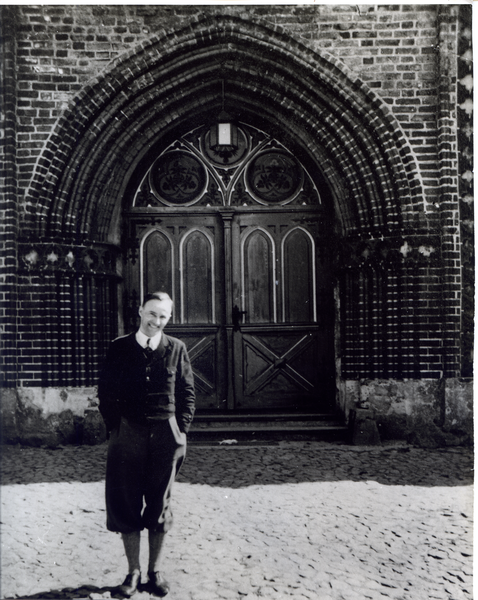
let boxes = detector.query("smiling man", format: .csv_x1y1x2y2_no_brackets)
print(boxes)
98,292,195,597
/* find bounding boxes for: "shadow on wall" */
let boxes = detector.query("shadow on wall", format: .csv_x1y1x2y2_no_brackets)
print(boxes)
1,441,473,488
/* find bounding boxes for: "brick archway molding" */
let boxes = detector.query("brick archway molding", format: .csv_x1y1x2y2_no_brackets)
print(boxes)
21,15,423,245
9,15,472,448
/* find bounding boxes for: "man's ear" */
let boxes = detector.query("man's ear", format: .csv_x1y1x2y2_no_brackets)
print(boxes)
138,306,143,318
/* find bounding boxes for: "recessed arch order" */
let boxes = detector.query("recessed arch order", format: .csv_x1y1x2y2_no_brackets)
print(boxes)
22,15,423,245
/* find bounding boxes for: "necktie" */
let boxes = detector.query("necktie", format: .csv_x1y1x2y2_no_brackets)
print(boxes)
145,338,153,356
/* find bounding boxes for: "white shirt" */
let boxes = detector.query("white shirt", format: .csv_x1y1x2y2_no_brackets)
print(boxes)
135,329,162,351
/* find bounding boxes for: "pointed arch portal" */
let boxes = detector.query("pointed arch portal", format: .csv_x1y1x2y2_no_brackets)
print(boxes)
19,15,437,410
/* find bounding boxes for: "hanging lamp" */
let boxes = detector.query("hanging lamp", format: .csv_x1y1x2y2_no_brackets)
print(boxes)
208,80,238,161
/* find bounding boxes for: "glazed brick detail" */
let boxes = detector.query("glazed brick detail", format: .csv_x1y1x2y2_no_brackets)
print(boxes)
15,271,117,387
338,235,446,379
0,7,19,386
457,5,473,377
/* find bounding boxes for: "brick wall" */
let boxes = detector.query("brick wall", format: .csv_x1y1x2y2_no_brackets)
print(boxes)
11,5,446,219
457,5,473,377
14,7,431,237
0,7,19,386
0,5,470,416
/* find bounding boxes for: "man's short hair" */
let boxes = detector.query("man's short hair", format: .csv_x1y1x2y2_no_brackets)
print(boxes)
142,292,173,309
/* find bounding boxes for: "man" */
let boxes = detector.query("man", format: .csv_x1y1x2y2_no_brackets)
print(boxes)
98,292,195,597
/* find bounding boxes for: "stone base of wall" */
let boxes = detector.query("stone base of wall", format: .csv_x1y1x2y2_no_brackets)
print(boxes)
1,379,473,447
339,378,474,448
0,387,106,447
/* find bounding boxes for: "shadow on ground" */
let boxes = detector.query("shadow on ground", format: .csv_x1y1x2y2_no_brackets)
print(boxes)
1,442,473,488
3,582,159,599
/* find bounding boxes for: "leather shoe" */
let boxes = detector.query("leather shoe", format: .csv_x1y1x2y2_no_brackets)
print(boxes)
118,571,141,597
147,571,170,597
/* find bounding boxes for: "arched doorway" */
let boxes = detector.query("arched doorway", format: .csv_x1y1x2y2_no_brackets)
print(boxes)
122,122,337,412
17,15,429,422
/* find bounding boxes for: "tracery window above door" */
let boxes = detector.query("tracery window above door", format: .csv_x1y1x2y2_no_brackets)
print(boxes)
132,123,322,209
149,151,208,206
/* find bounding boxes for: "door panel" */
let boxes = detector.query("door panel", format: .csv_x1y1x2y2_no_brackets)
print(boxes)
240,328,318,406
125,213,226,410
231,210,334,410
243,230,275,323
163,326,226,410
283,228,315,322
181,230,213,323
143,230,173,297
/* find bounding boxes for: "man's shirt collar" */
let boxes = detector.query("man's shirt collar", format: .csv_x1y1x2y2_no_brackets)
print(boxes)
135,329,162,350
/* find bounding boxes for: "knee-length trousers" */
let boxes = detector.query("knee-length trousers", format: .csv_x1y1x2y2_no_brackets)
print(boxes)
105,416,186,534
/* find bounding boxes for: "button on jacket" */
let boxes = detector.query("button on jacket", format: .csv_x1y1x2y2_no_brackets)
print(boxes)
98,332,196,434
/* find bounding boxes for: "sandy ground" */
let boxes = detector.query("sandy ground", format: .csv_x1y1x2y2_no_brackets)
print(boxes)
0,441,473,600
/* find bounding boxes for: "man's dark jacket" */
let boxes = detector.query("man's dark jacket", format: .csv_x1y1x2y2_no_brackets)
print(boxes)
98,332,195,434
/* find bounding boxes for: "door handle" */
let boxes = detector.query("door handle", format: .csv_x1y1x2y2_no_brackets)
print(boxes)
232,305,247,331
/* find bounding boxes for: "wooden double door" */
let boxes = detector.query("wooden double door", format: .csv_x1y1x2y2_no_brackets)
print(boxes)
125,206,335,412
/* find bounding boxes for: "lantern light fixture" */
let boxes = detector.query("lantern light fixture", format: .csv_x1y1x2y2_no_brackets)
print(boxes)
211,110,238,148
207,80,240,164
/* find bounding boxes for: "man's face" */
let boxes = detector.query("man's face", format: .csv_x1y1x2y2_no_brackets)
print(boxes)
139,299,172,337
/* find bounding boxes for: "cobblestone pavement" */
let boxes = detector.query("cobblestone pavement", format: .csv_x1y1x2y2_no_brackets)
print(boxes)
0,441,473,600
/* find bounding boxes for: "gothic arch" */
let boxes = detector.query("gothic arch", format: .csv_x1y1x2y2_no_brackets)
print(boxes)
21,15,423,246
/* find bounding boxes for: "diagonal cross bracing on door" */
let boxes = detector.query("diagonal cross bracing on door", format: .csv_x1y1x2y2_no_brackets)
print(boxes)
243,333,315,395
187,335,215,394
